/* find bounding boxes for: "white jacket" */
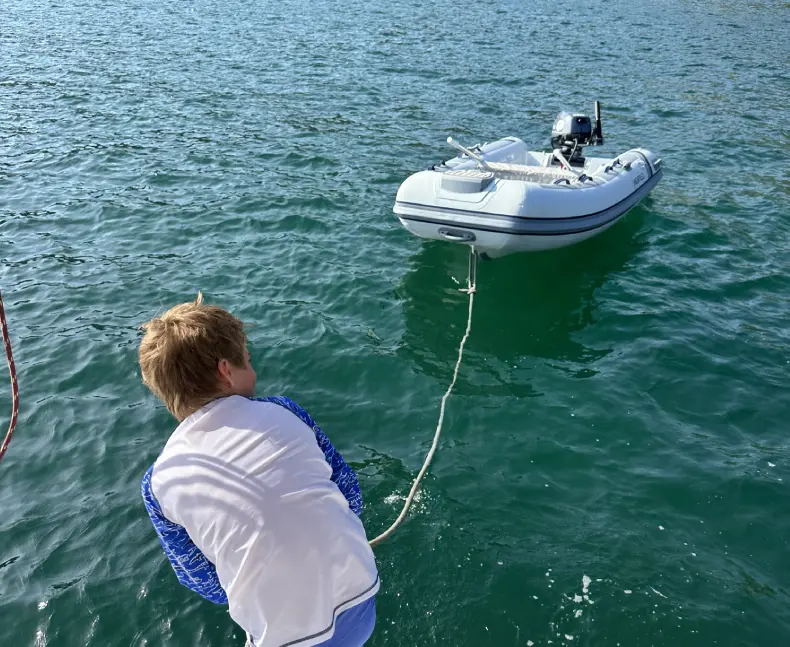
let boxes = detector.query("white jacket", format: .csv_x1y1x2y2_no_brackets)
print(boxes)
149,396,380,646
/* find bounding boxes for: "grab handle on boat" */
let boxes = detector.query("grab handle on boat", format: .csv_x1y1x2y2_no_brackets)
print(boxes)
447,137,493,172
438,227,476,243
612,157,632,171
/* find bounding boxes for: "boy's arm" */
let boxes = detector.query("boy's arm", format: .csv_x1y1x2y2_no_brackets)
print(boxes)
254,396,363,516
141,466,229,604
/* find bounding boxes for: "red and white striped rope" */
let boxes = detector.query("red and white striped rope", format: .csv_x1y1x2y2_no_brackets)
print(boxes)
0,288,19,463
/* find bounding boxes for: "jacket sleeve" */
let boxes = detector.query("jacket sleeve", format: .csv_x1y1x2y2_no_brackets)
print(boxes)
253,396,364,516
141,466,229,604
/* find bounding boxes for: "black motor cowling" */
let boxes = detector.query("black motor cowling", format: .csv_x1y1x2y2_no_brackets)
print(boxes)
550,101,604,166
551,113,594,150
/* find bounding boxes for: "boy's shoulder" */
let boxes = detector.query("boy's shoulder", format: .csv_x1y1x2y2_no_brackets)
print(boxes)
152,396,319,469
249,396,316,426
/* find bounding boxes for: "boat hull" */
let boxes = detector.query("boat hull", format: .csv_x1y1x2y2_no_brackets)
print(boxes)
393,138,662,258
397,168,662,257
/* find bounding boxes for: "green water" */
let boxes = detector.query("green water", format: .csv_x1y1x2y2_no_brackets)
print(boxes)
2,0,789,645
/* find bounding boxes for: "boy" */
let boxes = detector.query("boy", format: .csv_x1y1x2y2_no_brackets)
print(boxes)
138,293,379,647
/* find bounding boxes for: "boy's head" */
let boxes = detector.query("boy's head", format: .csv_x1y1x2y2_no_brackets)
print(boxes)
138,293,256,421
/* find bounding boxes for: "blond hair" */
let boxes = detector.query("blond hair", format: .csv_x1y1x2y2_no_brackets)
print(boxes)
139,292,247,421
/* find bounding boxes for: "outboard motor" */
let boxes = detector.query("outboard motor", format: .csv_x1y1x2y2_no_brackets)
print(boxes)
550,101,604,167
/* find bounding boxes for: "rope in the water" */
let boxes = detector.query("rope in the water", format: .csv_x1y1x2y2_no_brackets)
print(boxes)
0,288,19,464
368,248,478,548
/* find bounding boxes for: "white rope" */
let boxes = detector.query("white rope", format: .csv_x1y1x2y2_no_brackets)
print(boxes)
369,248,478,548
242,249,477,645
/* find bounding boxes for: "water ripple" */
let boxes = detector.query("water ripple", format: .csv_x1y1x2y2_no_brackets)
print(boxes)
2,0,789,645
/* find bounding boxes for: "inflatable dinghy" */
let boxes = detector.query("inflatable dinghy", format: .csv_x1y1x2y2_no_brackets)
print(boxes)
394,102,662,258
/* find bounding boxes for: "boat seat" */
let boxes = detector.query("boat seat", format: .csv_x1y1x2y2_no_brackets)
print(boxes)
484,162,577,184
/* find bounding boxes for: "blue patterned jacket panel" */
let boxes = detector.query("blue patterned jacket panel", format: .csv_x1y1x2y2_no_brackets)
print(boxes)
142,396,363,602
141,466,228,604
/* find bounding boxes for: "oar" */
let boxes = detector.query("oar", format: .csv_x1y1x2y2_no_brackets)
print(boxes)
446,137,493,172
551,147,581,177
